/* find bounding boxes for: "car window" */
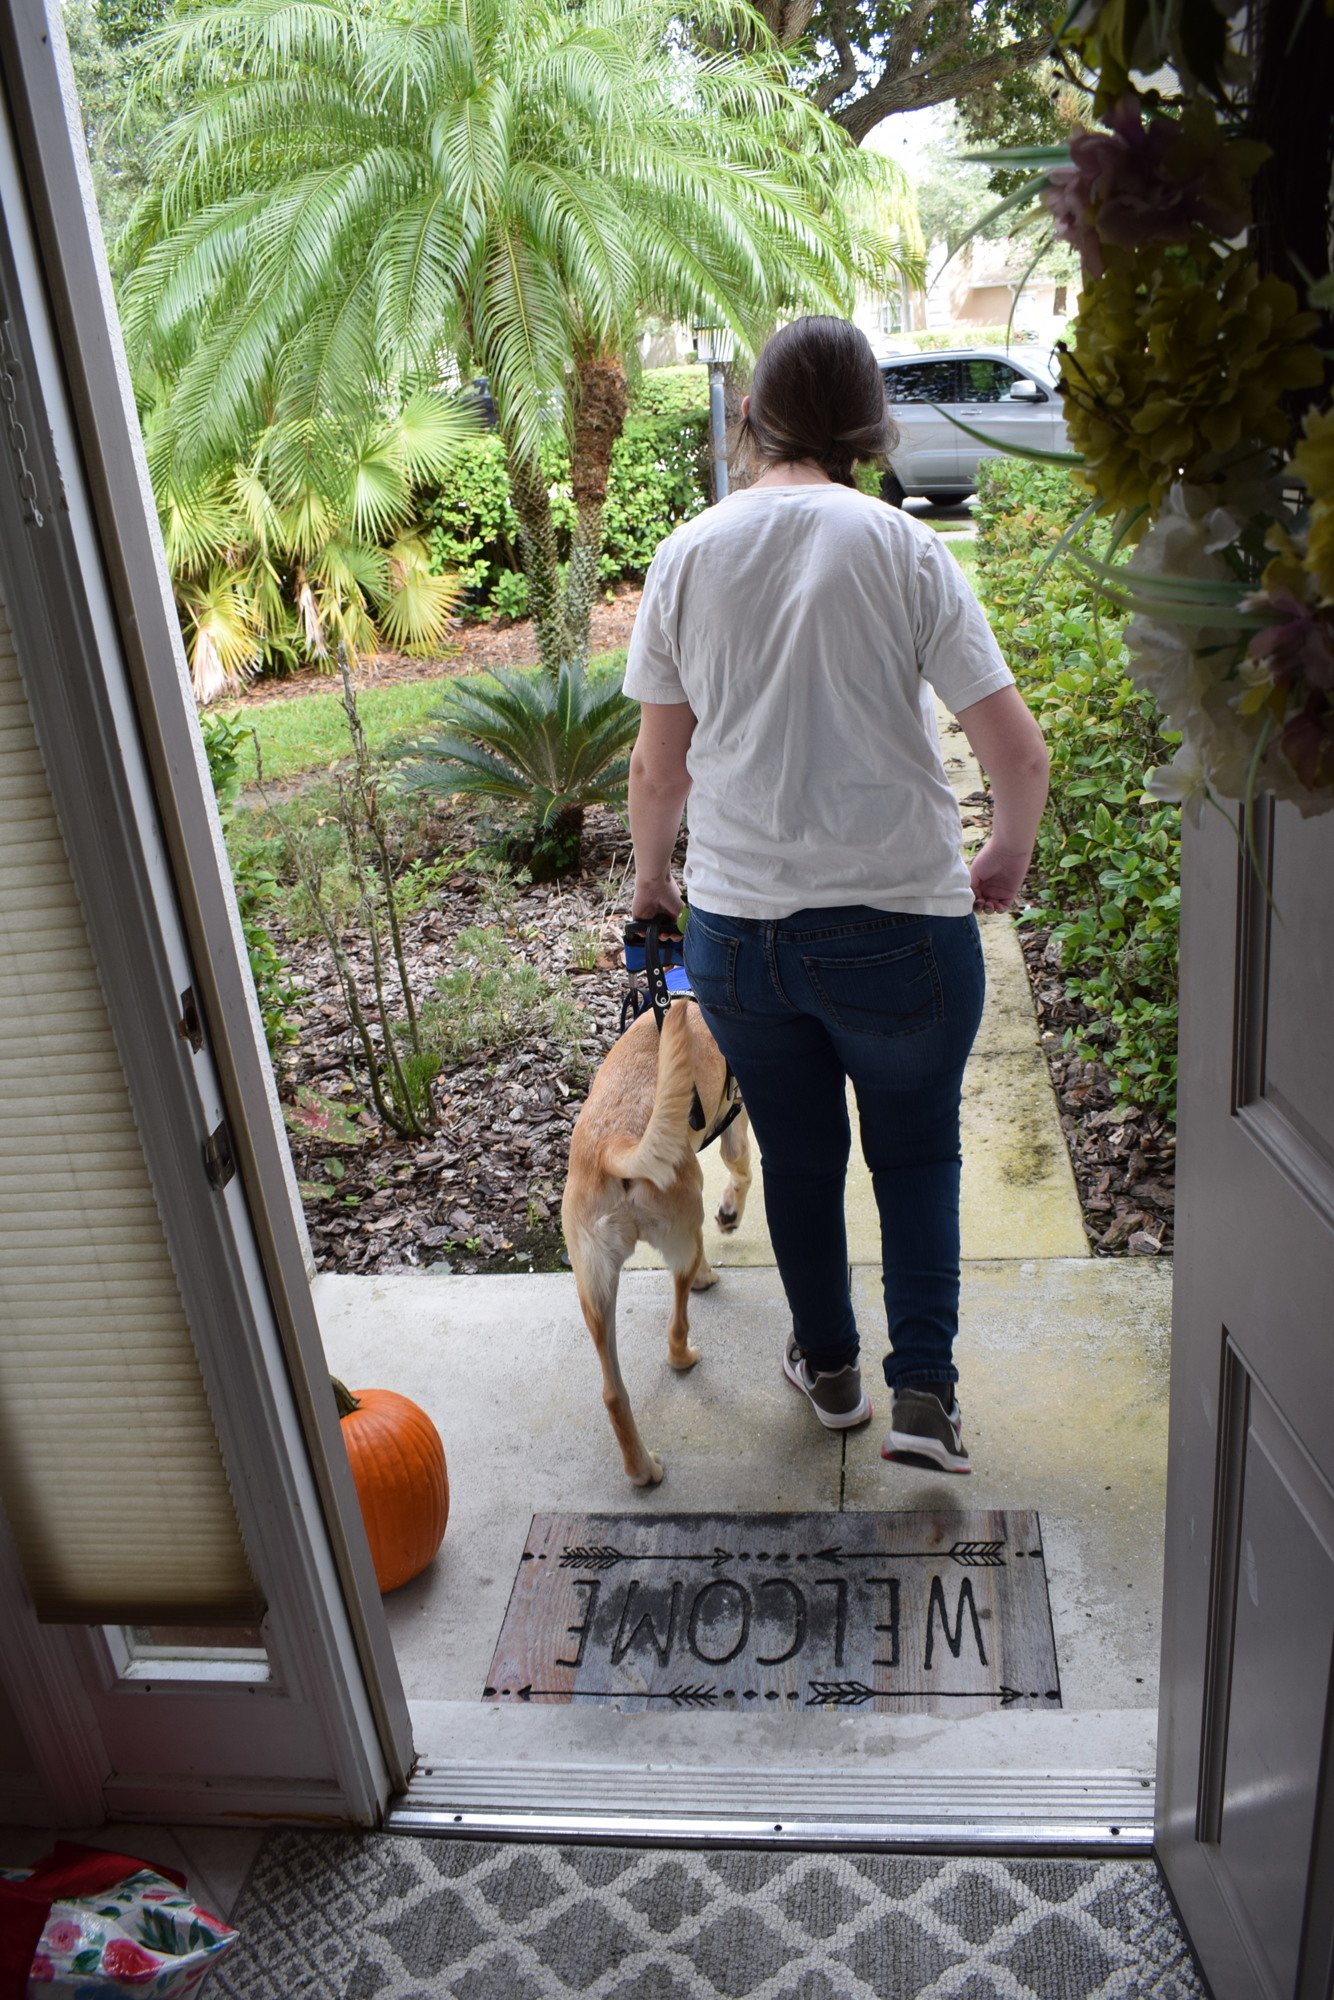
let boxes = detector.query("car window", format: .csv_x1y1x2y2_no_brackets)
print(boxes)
881,360,961,404
959,358,1028,402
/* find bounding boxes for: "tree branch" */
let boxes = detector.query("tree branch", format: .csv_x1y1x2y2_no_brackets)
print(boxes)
779,0,818,46
812,4,860,113
832,32,1052,146
879,0,943,85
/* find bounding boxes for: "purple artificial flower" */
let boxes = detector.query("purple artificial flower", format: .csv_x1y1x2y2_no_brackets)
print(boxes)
1278,693,1334,789
1247,589,1334,691
1043,95,1250,279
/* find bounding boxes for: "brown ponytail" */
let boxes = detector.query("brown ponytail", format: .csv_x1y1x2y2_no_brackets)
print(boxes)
736,317,898,488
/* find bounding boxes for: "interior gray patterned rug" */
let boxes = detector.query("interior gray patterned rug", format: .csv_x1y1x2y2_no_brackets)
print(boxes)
213,1833,1204,2000
487,1512,1060,1716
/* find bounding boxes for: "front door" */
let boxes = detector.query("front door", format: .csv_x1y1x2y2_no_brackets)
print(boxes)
1157,799,1334,1998
0,0,411,1826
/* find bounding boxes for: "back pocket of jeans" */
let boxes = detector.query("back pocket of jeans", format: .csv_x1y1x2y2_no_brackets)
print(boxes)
683,917,742,1015
801,939,942,1038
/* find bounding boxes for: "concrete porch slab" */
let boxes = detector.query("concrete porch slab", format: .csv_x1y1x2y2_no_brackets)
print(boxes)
315,1256,1169,1713
843,1257,1172,1710
405,1697,1157,1784
314,1267,841,1701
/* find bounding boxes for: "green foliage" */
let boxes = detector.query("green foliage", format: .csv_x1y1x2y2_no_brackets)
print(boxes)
423,369,707,611
398,661,640,873
65,0,175,242
489,570,530,623
974,459,1180,1118
394,853,469,913
95,0,169,46
199,711,300,1052
418,927,588,1074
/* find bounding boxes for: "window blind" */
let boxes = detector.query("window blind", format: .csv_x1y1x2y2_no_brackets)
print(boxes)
0,593,260,1622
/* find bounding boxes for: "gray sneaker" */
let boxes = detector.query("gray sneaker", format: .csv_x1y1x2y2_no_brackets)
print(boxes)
783,1336,872,1430
883,1386,971,1474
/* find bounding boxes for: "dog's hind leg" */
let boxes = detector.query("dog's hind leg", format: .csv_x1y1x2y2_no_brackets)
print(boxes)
667,1247,704,1372
715,1107,753,1236
567,1217,664,1486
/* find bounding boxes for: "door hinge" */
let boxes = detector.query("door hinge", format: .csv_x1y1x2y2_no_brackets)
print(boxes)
177,986,203,1053
203,1119,235,1190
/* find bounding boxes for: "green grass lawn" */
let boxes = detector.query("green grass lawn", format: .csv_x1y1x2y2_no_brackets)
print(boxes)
224,650,629,785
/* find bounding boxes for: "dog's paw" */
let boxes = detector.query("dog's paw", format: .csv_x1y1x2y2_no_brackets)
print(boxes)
668,1341,700,1371
691,1262,719,1291
630,1453,665,1486
715,1199,740,1234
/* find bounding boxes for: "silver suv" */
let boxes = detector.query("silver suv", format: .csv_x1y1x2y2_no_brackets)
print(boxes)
877,348,1067,507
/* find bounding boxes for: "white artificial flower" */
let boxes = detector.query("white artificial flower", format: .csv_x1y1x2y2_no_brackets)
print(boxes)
1146,742,1209,826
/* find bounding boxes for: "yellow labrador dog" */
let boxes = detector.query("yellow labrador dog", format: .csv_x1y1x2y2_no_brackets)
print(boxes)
561,997,752,1485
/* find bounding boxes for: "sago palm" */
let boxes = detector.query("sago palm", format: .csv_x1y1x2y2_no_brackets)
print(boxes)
119,0,919,674
398,661,640,876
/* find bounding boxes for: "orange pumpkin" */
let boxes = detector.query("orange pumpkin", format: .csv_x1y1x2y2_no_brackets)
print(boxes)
332,1380,449,1592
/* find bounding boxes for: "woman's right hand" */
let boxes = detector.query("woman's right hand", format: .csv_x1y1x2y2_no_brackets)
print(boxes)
631,872,684,922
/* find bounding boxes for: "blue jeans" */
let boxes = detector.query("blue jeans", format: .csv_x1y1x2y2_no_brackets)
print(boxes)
683,904,985,1390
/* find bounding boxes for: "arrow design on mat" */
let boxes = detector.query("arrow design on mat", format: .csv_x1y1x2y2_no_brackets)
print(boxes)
558,1544,735,1571
806,1682,1041,1708
811,1540,1007,1567
482,1684,720,1706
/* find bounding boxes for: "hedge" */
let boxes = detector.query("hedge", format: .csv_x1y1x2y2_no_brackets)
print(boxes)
973,458,1181,1120
422,365,708,615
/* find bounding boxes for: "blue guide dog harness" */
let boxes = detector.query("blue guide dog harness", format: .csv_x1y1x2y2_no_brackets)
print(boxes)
621,916,743,1150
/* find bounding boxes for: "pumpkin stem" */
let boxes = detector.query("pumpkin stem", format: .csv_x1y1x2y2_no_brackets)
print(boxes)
331,1377,361,1419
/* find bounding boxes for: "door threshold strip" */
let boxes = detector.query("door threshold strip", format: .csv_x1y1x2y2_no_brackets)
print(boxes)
388,1766,1154,1853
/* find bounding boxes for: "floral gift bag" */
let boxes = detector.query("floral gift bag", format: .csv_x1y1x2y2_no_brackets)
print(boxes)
0,1843,238,1997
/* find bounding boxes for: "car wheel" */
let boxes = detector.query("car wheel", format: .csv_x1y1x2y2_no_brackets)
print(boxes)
926,491,972,508
880,470,906,507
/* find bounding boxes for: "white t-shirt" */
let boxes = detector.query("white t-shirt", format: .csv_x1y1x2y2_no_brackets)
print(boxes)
622,482,1014,920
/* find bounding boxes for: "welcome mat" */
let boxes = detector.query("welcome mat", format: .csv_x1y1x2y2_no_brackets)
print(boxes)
485,1511,1060,1716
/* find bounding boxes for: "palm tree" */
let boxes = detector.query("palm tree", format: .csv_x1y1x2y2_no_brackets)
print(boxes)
119,0,919,674
148,385,475,700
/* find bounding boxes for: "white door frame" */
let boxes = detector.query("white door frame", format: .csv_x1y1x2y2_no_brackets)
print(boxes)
0,0,411,1826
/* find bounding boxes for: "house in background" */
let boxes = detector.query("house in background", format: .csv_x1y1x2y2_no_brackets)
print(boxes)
855,235,1075,350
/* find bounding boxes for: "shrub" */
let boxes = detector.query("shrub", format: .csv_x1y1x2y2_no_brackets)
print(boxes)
418,926,589,1074
974,459,1181,1119
397,659,639,878
422,366,707,613
200,710,300,1053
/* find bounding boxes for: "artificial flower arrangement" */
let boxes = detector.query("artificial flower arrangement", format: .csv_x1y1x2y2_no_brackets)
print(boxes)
960,0,1333,820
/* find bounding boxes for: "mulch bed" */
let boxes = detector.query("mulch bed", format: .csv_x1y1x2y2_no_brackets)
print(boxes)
282,805,645,1277
1017,925,1175,1257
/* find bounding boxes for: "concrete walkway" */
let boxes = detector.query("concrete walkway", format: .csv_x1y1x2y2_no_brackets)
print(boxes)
314,705,1169,1776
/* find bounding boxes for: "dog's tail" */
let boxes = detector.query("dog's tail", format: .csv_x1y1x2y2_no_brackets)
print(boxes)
605,998,698,1190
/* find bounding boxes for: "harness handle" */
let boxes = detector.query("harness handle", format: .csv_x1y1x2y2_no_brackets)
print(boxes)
641,914,680,1035
625,912,744,1148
